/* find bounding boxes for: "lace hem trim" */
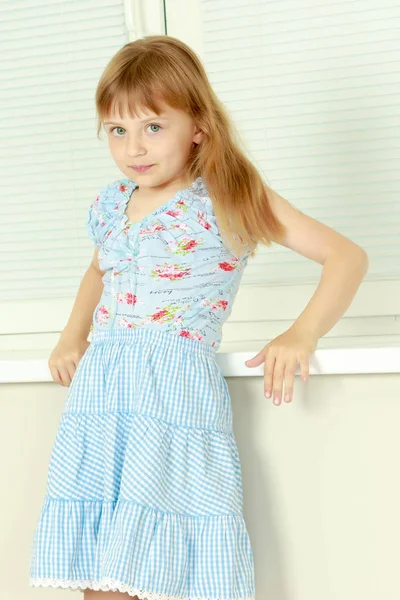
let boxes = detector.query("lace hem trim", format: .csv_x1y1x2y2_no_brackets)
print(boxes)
29,577,255,600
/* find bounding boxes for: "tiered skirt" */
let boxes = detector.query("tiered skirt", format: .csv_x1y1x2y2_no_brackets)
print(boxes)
29,327,255,600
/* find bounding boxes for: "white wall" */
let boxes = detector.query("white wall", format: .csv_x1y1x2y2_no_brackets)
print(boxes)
2,372,399,600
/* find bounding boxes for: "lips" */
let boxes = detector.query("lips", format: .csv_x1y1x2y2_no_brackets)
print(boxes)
130,164,154,172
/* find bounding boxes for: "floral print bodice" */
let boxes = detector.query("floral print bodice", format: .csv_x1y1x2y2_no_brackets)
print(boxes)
86,176,251,351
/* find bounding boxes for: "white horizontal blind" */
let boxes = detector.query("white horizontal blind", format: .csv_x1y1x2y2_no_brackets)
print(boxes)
0,0,165,338
1,0,399,345
0,0,130,307
200,0,400,286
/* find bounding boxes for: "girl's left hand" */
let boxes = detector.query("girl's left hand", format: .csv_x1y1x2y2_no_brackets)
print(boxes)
244,325,318,405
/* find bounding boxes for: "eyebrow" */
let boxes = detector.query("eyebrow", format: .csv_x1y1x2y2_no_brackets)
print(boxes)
104,116,169,125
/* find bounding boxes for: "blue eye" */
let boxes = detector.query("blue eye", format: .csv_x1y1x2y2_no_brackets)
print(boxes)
110,126,125,136
109,124,162,136
147,123,162,133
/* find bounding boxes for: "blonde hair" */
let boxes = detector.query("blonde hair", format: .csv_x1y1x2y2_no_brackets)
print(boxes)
95,35,286,258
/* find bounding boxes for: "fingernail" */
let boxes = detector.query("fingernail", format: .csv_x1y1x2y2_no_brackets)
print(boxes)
273,396,280,405
265,390,271,398
284,393,290,402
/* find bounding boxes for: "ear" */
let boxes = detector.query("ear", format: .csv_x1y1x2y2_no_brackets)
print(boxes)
193,127,204,145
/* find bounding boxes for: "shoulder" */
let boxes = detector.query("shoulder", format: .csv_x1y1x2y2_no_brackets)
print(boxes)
96,178,134,206
86,178,135,246
91,178,137,216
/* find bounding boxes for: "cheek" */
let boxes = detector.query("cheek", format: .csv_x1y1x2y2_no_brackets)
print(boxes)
166,136,193,158
108,140,124,156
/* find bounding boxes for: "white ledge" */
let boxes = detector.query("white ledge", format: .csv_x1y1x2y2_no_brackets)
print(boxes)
0,347,399,383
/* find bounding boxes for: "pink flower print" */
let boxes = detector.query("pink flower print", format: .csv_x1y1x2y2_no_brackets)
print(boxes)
170,222,190,231
179,330,204,342
115,291,137,305
219,258,240,272
192,332,205,342
219,299,228,310
143,303,186,325
176,199,188,210
179,330,191,338
197,209,211,230
150,263,191,281
151,308,169,322
182,239,198,251
126,292,136,305
174,313,184,325
96,304,110,325
113,184,130,215
143,222,167,233
119,317,139,329
165,209,182,219
113,257,132,277
201,297,228,312
167,236,203,255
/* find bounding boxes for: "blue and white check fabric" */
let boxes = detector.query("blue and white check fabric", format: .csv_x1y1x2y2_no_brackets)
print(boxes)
29,327,255,600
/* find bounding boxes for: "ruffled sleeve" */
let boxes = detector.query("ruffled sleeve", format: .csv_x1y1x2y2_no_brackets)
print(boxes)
86,181,122,247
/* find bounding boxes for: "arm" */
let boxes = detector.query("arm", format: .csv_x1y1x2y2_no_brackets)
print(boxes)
245,187,369,405
267,187,369,340
60,247,106,343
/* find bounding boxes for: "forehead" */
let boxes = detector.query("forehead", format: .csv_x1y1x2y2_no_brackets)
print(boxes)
106,97,179,121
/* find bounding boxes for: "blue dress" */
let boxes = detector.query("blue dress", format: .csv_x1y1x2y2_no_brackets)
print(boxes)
86,176,252,349
29,176,256,600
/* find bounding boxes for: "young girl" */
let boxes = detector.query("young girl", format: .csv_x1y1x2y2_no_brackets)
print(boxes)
29,35,368,600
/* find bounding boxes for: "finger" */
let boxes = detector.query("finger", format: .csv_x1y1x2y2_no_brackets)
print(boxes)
67,364,77,387
272,358,285,405
245,348,266,367
264,351,276,398
299,356,310,383
49,364,61,385
283,360,297,403
58,366,72,387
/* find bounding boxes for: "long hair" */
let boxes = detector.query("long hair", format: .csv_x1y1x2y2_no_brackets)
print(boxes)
95,35,286,259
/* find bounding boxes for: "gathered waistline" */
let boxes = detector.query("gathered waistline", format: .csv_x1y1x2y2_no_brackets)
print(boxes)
90,327,216,357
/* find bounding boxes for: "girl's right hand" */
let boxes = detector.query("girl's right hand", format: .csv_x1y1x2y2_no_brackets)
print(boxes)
48,336,91,387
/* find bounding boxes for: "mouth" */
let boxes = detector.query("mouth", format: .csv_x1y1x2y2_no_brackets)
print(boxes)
129,164,155,172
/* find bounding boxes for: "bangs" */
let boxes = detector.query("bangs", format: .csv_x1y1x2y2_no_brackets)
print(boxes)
95,40,196,138
97,55,192,126
100,88,165,123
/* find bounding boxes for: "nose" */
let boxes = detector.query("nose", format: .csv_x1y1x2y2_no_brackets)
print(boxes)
126,133,147,157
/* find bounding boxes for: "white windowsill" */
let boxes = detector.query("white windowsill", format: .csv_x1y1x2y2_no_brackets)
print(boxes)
1,346,400,383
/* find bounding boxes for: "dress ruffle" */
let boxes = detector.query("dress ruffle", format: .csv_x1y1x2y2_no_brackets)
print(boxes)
30,330,255,600
30,493,253,600
86,176,210,251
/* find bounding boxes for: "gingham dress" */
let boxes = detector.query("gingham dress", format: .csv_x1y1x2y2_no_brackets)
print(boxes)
29,176,255,600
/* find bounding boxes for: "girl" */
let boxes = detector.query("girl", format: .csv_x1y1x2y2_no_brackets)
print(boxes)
29,35,368,600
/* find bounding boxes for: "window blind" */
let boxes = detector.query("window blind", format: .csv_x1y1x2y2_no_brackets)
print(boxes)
0,1,133,301
200,0,400,285
1,0,399,348
0,0,164,338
